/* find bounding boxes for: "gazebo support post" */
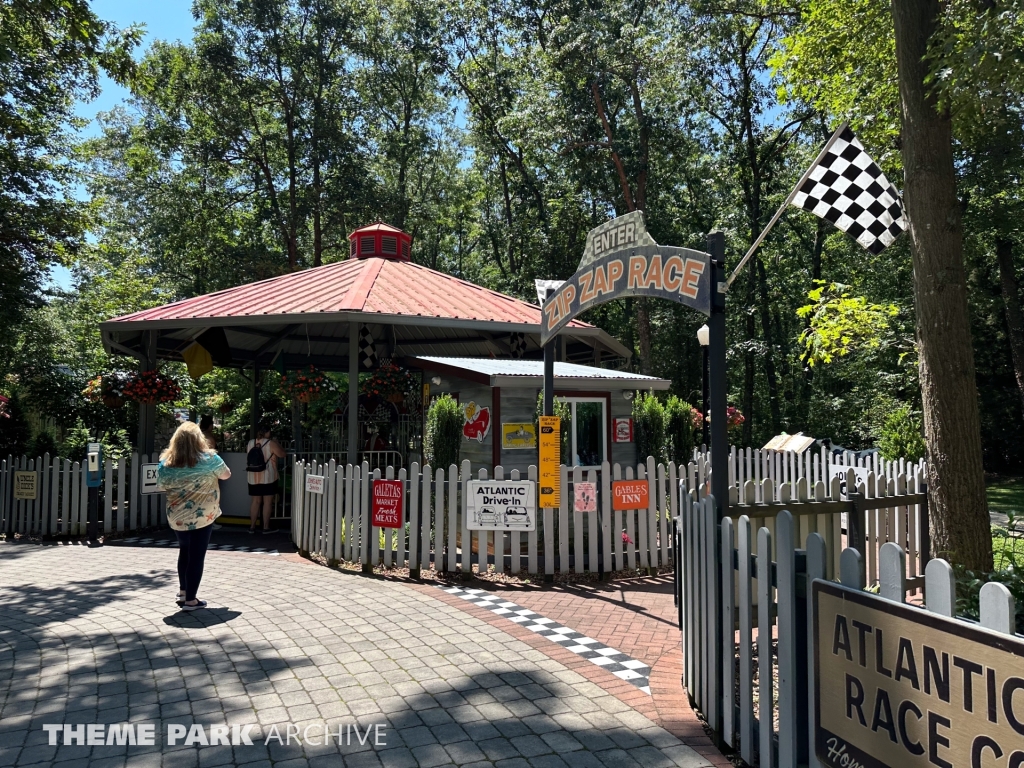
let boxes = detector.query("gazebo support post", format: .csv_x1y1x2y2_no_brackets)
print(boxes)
348,322,359,467
137,330,157,456
250,365,261,440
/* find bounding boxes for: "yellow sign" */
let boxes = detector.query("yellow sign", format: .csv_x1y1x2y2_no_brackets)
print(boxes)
422,382,430,410
14,471,38,500
501,423,537,450
538,416,560,508
814,580,1024,768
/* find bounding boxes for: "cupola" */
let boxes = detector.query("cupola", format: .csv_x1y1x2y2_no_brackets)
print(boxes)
348,222,412,261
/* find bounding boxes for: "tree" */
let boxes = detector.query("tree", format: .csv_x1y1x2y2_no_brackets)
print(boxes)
890,0,991,570
0,0,139,371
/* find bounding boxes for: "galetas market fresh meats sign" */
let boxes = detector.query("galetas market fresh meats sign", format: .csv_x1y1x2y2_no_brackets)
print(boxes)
371,479,403,529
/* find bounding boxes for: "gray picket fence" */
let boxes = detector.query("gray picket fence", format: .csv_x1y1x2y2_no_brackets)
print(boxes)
695,444,928,493
725,466,928,592
291,457,685,575
677,501,1019,767
0,453,165,537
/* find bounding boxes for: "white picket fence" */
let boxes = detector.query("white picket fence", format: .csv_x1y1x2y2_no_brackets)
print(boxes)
695,444,927,497
291,457,685,574
678,502,1020,768
724,466,928,591
0,453,165,537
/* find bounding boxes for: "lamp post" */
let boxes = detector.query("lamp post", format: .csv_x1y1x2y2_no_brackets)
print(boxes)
697,324,709,449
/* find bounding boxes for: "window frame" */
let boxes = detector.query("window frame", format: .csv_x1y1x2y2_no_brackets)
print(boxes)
554,393,610,470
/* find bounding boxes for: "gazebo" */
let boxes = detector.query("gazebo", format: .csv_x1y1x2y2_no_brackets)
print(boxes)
101,222,631,463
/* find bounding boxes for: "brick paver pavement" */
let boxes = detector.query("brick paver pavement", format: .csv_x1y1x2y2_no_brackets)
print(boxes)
0,543,713,768
417,579,727,767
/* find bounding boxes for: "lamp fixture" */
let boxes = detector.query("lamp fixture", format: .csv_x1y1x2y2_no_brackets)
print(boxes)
696,324,710,347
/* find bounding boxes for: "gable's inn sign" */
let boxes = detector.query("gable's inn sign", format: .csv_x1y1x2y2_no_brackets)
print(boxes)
814,580,1024,768
540,211,711,345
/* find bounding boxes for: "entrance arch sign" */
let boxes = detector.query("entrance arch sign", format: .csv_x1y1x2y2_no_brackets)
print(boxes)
540,212,712,345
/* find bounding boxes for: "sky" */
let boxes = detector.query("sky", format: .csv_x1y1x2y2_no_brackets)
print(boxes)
49,1,198,290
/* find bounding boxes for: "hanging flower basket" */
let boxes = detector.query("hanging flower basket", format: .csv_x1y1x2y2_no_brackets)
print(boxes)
361,362,414,401
84,373,132,408
280,365,332,404
123,370,182,405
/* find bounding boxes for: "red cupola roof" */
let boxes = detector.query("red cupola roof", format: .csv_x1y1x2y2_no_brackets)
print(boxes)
348,222,412,261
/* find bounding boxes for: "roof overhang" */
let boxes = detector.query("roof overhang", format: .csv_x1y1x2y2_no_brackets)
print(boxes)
409,356,669,391
101,311,631,370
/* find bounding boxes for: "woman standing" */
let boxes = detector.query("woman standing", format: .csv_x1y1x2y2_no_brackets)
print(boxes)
246,422,286,534
158,421,231,611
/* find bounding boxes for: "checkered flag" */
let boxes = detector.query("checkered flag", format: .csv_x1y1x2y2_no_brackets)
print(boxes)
791,125,906,255
508,332,527,359
358,325,378,369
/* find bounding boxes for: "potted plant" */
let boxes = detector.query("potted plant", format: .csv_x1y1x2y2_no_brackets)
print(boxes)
83,373,132,408
123,370,182,405
280,365,332,404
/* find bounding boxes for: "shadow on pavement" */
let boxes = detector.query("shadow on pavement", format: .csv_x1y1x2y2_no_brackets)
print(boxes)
162,608,242,627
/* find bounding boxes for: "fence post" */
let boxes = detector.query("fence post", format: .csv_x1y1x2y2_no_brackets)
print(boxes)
776,511,797,768
924,558,955,617
805,533,827,768
720,516,735,748
846,491,865,586
919,482,930,566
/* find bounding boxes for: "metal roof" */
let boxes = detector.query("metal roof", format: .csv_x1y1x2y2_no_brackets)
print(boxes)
107,258,588,328
101,256,632,367
413,357,670,390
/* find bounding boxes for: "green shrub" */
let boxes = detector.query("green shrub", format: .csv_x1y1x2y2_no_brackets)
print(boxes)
0,393,30,457
28,431,58,458
877,403,926,462
633,392,666,466
424,394,462,470
665,396,695,465
534,392,571,463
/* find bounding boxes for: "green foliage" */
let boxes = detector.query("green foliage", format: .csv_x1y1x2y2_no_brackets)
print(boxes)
0,394,31,457
877,404,926,463
632,393,666,467
665,396,695,465
0,0,140,369
28,432,59,458
58,419,133,462
797,282,900,367
425,394,461,470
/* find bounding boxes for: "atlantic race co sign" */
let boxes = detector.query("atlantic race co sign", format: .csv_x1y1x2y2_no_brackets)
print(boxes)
813,580,1024,768
540,211,712,345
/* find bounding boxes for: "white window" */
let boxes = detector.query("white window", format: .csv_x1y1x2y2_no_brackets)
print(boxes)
557,396,607,468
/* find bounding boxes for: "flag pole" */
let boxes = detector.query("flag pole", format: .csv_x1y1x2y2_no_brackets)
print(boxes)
725,122,850,289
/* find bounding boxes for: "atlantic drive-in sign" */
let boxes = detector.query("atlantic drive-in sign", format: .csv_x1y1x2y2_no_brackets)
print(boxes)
540,211,712,344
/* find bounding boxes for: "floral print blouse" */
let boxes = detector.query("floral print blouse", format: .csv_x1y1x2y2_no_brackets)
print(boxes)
158,453,227,531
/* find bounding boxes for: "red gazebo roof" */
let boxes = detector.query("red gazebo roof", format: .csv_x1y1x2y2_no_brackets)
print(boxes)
101,229,630,368
109,257,586,327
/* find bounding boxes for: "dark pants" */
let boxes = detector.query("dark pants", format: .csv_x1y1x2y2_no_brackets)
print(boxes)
176,526,214,601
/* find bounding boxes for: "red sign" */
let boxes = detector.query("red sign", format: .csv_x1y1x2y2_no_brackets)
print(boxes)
612,480,649,511
613,417,633,443
371,479,404,528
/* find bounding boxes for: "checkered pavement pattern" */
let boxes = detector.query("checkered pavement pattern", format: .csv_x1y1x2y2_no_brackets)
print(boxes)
439,586,652,695
792,125,906,255
110,536,280,556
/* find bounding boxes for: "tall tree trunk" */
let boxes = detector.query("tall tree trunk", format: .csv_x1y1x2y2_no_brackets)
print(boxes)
755,256,782,432
742,267,756,446
996,237,1024,416
636,298,653,375
891,0,991,570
